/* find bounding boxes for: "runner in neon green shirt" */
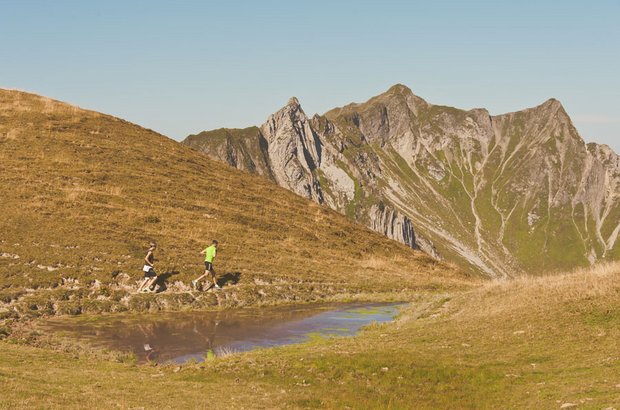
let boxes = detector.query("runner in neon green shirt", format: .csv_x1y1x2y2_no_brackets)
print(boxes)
204,244,216,264
192,240,220,291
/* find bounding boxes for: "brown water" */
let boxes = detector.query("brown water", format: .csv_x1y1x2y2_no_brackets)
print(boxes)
41,302,404,363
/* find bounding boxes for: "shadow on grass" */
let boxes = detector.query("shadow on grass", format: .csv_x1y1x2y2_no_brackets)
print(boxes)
217,272,242,287
155,270,180,292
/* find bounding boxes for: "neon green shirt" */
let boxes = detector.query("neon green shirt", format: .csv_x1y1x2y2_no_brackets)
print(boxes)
204,245,217,263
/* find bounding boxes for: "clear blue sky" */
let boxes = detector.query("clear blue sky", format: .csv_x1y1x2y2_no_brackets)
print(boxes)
1,0,619,152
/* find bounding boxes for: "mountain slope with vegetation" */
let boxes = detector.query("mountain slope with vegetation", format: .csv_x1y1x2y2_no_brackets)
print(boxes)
185,85,620,277
0,89,470,323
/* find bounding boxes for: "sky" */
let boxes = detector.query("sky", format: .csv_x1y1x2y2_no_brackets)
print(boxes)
1,0,619,152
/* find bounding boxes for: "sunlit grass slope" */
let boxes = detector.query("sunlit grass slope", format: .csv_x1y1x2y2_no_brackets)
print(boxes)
0,89,471,321
3,263,620,408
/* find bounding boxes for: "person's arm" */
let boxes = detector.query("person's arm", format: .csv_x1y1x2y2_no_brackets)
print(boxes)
200,249,205,255
144,251,153,266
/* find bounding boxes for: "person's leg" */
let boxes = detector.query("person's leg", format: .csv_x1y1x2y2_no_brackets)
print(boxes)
192,269,209,289
137,277,149,292
197,262,213,290
146,276,158,292
201,270,214,290
211,269,220,289
140,270,156,292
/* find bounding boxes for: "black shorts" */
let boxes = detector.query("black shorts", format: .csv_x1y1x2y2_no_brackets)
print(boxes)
144,268,156,278
204,262,213,272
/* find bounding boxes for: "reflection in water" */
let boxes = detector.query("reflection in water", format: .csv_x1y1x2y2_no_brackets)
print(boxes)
41,303,404,364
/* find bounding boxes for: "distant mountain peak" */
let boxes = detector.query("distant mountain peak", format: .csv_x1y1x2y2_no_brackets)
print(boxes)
527,97,574,127
386,83,413,95
267,96,308,124
539,97,564,110
377,83,429,113
544,97,560,104
287,96,301,107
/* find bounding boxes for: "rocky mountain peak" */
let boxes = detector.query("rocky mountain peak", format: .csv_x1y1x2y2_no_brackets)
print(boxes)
497,97,574,136
534,98,577,135
263,97,310,136
287,96,301,107
376,84,430,117
385,83,414,96
531,97,568,117
271,96,306,121
542,97,561,106
257,96,324,203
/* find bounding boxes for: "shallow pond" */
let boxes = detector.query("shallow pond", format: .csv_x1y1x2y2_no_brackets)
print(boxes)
41,302,404,363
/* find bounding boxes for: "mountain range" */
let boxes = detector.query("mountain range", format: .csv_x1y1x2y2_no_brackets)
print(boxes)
183,84,620,277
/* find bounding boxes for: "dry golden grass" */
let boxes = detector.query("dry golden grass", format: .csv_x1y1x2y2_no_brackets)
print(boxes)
456,261,620,320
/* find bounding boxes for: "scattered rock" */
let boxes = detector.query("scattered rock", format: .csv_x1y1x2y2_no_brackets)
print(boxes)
37,264,58,272
0,253,20,259
61,277,79,288
427,163,446,181
513,330,526,335
170,281,191,292
527,211,540,227
115,272,131,283
253,278,270,285
560,403,577,409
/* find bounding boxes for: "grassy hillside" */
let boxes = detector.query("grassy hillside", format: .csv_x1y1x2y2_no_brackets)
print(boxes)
3,263,620,408
0,89,470,325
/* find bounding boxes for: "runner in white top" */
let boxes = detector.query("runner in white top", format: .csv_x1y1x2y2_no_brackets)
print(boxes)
137,243,158,293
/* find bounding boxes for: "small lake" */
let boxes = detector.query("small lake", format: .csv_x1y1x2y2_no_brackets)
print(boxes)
41,302,405,363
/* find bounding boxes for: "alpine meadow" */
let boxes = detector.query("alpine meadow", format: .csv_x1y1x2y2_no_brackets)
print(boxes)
2,86,620,408
2,2,620,408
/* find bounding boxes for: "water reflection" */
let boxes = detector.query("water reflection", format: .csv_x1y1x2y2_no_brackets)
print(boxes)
41,303,404,363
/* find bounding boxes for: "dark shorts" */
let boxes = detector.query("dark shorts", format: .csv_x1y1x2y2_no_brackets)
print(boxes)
144,268,156,278
204,262,213,272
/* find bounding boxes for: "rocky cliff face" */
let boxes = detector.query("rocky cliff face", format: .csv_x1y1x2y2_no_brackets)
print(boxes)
184,95,428,255
259,97,324,202
183,85,620,277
